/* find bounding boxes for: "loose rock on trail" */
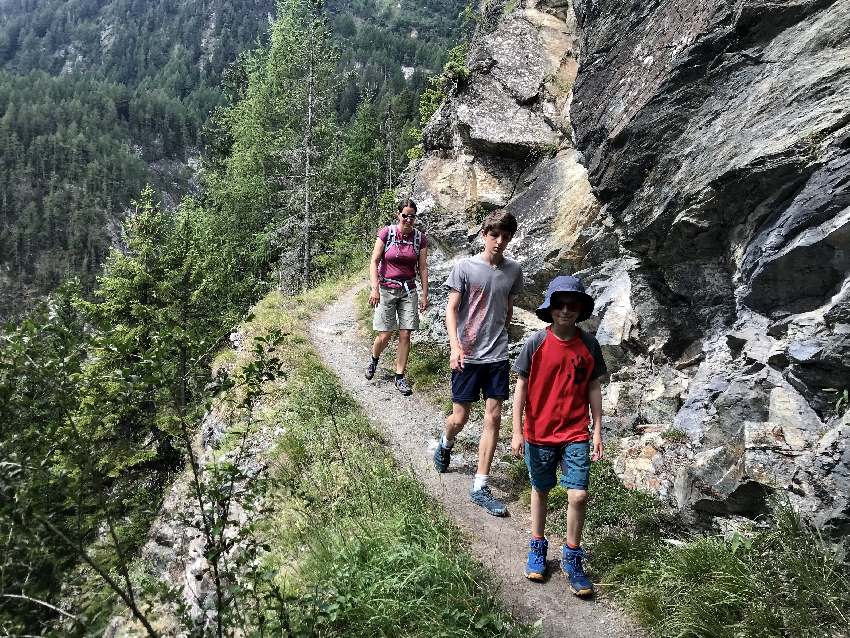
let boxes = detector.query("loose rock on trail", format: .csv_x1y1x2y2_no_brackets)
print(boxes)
309,283,643,638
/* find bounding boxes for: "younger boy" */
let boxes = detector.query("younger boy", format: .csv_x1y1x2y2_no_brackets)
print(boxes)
511,275,606,596
433,210,523,517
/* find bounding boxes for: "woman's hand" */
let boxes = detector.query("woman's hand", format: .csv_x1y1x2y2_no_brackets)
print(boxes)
369,287,380,307
418,293,429,312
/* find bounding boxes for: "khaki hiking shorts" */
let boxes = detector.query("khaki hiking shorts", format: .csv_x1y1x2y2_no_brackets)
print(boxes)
373,285,419,332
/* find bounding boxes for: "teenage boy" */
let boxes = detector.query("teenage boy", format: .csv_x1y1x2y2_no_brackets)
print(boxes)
433,210,523,517
511,275,606,596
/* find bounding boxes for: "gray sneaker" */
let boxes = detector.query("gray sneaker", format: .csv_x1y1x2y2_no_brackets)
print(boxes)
365,358,378,380
395,376,413,396
470,486,508,517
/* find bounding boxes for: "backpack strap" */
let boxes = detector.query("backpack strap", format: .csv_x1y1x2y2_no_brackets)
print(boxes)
383,225,397,255
413,229,421,259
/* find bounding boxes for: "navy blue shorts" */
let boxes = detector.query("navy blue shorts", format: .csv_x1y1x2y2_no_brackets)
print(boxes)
525,441,591,492
451,360,510,404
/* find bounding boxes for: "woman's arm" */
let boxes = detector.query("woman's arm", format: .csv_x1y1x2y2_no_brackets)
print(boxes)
369,236,384,307
418,247,429,311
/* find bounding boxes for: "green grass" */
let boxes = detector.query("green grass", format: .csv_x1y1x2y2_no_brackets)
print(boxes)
242,284,533,638
615,505,850,638
660,428,689,444
574,462,850,638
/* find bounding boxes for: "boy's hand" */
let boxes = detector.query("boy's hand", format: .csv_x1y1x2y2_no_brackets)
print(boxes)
449,347,464,371
511,432,524,458
591,431,604,461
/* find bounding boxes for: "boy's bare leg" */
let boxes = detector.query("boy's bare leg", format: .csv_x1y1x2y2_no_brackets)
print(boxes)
444,402,471,440
396,329,411,374
566,489,588,547
476,398,503,475
371,331,392,359
531,488,549,538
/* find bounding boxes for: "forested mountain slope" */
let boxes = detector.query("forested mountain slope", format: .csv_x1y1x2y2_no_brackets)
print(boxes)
0,0,466,318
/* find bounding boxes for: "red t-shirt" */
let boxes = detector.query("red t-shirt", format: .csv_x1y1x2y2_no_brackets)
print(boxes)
377,226,428,288
512,327,607,445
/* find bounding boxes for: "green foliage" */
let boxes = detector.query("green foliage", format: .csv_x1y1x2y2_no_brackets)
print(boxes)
660,428,689,444
0,187,230,634
574,465,850,638
0,71,200,315
0,1,473,632
406,42,469,156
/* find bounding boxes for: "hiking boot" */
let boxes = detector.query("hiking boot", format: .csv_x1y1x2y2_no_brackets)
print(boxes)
561,545,594,596
470,485,508,517
525,538,548,581
365,358,378,380
433,441,451,473
395,376,413,396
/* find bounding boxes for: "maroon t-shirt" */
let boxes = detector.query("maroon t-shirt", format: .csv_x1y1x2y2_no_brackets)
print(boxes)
377,225,428,288
513,327,607,445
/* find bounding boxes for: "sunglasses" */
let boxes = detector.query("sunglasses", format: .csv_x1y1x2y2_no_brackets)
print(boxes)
400,214,416,220
550,299,582,312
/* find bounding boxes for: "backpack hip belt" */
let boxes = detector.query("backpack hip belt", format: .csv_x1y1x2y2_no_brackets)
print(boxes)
379,276,417,297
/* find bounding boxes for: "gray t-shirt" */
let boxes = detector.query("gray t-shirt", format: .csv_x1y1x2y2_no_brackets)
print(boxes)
444,255,523,364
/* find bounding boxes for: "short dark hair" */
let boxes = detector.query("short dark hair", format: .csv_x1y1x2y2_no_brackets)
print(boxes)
397,198,417,213
482,210,517,235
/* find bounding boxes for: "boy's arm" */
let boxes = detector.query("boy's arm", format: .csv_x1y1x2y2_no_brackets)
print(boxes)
589,378,604,461
446,289,464,370
505,294,514,328
511,375,528,457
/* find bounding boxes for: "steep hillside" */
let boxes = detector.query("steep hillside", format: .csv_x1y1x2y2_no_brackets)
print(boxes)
409,0,850,544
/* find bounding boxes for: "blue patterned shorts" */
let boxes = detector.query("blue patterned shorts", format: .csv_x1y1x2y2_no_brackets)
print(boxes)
524,441,590,492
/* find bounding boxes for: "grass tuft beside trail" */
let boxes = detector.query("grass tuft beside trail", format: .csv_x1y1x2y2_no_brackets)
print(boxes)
240,281,532,638
579,462,850,638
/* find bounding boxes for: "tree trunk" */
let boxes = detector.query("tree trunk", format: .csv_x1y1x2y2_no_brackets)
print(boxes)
302,30,315,290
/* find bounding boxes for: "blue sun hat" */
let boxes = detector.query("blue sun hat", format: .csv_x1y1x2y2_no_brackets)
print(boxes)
536,275,595,323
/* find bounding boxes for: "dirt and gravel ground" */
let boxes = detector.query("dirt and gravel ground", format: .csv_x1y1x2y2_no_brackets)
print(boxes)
309,283,643,638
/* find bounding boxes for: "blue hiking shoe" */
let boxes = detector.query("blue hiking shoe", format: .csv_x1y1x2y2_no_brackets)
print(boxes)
433,441,451,473
525,538,548,581
470,485,508,517
561,545,594,596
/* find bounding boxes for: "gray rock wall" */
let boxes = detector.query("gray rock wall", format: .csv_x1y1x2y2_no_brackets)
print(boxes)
408,0,850,542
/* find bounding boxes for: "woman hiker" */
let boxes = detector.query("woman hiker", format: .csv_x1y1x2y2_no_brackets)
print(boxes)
365,198,429,395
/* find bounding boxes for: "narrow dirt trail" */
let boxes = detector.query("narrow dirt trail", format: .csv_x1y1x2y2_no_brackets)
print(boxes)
309,283,643,638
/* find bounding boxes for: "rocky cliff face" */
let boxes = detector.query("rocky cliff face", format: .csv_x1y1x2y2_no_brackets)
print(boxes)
407,0,850,542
